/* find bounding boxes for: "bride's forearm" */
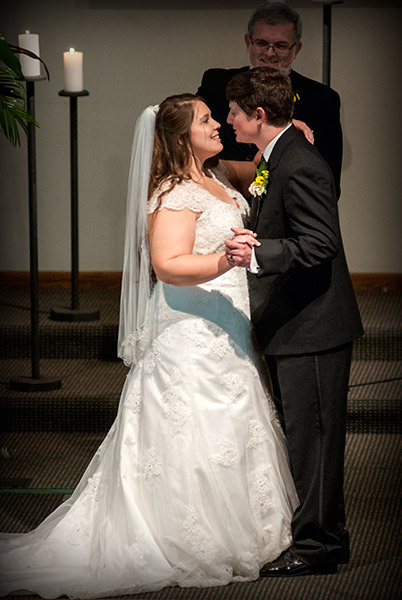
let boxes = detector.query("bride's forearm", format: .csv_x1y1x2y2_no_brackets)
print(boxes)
153,252,232,286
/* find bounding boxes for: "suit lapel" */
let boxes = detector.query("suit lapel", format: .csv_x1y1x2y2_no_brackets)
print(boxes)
249,125,300,229
268,124,299,171
249,194,261,231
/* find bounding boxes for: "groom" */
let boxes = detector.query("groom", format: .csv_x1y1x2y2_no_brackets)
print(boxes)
225,67,363,576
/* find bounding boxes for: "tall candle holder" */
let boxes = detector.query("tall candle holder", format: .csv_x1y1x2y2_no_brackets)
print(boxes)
50,89,100,322
10,75,62,391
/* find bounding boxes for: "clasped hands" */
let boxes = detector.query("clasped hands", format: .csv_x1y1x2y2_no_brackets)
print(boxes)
225,227,260,268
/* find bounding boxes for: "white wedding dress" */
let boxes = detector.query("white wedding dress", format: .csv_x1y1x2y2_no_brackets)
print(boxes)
0,167,298,598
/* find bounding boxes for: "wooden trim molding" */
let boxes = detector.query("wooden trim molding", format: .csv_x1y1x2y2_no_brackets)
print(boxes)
350,273,402,291
0,271,122,289
0,271,401,291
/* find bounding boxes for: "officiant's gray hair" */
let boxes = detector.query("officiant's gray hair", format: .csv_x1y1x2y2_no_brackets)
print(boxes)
248,2,302,44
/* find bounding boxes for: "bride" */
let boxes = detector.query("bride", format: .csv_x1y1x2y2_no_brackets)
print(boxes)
0,94,299,598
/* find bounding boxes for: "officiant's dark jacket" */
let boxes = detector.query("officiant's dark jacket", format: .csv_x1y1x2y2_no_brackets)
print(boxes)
197,67,343,197
247,124,363,356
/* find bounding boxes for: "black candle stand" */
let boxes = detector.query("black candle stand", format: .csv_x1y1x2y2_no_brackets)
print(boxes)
50,90,100,322
10,76,62,391
313,0,344,86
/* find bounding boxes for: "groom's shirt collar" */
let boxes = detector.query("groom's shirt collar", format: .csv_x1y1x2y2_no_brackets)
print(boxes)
262,123,292,163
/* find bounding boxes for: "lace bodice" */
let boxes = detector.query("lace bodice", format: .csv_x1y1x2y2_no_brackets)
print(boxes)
148,164,250,256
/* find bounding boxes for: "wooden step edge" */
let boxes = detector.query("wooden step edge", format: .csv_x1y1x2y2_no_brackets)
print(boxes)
0,271,401,292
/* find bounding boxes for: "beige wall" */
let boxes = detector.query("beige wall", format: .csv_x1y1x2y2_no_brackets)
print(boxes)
1,0,401,273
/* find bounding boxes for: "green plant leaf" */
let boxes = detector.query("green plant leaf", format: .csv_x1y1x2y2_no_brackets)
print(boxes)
0,66,39,145
0,37,23,79
0,68,25,98
8,43,50,81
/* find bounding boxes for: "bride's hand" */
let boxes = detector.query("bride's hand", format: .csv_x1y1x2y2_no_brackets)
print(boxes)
292,119,314,144
230,227,260,247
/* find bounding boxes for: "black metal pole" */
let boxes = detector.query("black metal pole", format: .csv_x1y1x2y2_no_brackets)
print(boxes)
70,95,79,310
26,80,40,379
323,3,332,86
314,0,343,86
10,77,62,392
50,90,99,322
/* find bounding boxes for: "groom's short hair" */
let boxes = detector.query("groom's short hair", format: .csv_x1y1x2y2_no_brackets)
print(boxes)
226,67,294,127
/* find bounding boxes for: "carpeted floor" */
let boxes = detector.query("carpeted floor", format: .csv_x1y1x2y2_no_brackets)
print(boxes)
0,432,400,599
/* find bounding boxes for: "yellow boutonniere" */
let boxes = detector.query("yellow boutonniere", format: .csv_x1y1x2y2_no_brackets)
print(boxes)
294,92,300,102
248,160,270,197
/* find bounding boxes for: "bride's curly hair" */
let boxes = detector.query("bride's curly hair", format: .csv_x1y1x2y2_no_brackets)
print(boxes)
149,93,205,206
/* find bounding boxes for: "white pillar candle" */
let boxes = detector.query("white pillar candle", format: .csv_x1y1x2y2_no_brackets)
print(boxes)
18,31,40,77
63,48,83,92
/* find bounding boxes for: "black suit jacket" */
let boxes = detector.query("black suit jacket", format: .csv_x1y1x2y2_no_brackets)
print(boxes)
197,67,343,197
247,125,363,355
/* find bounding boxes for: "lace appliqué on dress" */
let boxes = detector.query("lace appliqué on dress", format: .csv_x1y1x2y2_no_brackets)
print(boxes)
65,520,92,547
141,448,162,480
211,439,237,468
124,378,143,414
233,549,260,581
122,316,155,365
210,331,234,360
249,466,276,518
66,473,104,547
247,420,269,449
143,345,161,375
162,367,191,435
221,372,247,405
128,533,153,568
181,319,209,348
182,506,217,564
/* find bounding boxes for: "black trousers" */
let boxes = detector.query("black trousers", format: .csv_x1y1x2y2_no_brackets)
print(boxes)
265,342,353,568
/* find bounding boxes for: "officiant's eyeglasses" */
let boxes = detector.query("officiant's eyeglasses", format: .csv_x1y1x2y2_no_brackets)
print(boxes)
250,38,296,54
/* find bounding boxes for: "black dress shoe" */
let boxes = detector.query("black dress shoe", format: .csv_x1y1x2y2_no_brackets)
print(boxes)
260,550,337,577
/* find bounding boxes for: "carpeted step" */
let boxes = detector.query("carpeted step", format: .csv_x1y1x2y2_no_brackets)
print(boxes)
1,288,401,362
353,290,402,360
0,323,120,360
347,360,402,433
0,358,400,434
0,287,121,361
0,359,127,432
0,431,105,493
